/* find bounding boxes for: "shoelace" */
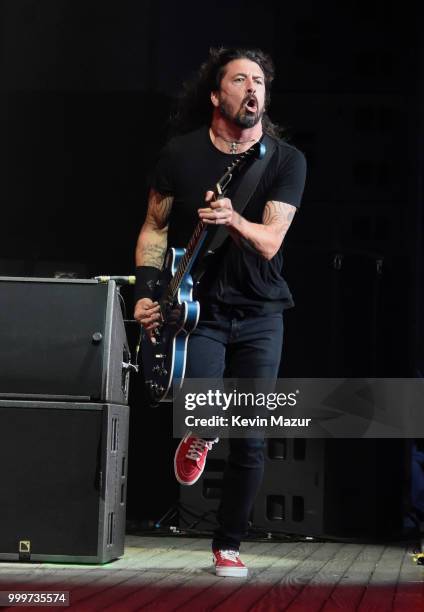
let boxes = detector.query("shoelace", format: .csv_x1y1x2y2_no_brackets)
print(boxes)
186,437,217,461
218,550,240,562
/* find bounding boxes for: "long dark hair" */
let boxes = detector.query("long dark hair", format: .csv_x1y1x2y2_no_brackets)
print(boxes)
171,47,283,138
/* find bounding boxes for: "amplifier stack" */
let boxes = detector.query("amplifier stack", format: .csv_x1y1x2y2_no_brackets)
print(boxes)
0,277,130,563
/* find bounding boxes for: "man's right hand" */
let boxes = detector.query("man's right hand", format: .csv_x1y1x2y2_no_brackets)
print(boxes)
134,298,161,342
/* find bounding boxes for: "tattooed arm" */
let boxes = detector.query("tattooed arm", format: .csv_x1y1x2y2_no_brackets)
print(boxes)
230,200,297,260
135,188,173,269
199,194,297,260
134,189,173,333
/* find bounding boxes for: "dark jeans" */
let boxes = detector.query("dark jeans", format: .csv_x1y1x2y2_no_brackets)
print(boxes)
185,304,284,550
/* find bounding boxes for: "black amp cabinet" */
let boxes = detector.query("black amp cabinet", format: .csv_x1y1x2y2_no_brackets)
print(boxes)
180,438,405,539
0,277,132,563
0,401,129,563
0,277,130,404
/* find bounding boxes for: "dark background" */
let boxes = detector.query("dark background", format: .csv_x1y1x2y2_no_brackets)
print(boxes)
0,0,422,522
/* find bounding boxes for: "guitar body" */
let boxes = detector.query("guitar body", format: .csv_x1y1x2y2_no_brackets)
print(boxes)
141,247,200,403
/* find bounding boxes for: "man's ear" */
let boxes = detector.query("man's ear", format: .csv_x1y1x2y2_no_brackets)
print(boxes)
210,90,219,108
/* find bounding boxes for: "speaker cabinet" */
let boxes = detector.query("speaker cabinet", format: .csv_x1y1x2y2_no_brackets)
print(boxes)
0,400,129,563
0,277,129,403
180,438,406,538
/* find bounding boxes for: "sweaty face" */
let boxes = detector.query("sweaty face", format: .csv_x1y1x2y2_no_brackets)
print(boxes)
212,58,266,128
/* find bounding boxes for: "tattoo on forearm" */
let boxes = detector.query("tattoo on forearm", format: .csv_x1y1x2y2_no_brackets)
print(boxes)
136,191,172,268
139,242,167,268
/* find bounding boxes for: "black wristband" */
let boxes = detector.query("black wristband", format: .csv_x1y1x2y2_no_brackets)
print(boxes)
134,266,161,302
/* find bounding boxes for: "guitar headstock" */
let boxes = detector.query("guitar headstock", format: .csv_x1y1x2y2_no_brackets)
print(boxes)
246,140,266,160
229,141,266,167
217,141,267,194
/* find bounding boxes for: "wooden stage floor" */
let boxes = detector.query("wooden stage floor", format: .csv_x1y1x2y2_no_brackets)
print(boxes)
0,535,423,611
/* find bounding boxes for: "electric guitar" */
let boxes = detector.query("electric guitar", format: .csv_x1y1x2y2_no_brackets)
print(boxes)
140,141,266,403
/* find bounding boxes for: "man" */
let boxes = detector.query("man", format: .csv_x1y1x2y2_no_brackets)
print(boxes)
134,48,306,577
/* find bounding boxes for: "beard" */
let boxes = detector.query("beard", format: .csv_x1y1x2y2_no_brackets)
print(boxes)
219,97,264,128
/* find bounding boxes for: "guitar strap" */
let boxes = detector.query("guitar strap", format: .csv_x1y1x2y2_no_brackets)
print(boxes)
193,134,277,282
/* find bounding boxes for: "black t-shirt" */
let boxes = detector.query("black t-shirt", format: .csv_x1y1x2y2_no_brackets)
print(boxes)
150,126,306,313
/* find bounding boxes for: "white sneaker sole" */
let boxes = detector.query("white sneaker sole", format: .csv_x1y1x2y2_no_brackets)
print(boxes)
215,565,248,577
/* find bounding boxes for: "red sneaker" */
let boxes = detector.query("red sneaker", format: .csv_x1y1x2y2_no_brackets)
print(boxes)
213,549,248,577
174,432,218,486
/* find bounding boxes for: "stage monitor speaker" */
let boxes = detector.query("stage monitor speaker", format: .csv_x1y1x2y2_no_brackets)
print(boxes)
253,438,406,538
180,439,406,538
0,400,129,563
0,277,130,403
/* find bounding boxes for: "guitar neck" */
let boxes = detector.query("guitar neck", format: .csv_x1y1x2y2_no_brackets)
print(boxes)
168,220,208,298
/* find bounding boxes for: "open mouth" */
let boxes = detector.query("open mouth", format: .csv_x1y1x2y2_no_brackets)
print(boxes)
244,97,258,113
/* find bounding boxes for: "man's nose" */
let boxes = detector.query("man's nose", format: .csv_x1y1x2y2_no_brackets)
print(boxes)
246,78,256,93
